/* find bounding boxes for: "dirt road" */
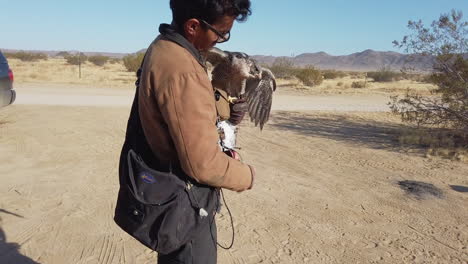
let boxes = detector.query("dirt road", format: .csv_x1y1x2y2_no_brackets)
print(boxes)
0,85,466,263
15,85,392,112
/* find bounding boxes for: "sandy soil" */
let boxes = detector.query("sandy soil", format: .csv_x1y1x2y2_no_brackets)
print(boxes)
0,85,467,264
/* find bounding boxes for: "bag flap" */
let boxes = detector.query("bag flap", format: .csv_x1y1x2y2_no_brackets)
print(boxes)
127,149,186,205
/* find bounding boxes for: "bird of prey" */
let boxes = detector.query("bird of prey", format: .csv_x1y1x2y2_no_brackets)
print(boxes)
204,47,277,130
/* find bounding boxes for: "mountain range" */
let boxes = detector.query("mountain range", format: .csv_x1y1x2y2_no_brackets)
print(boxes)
252,49,435,71
1,48,435,72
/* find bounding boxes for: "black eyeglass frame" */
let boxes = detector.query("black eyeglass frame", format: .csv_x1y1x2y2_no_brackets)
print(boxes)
199,19,231,43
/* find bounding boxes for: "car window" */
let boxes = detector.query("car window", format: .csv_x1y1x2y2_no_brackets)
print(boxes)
0,51,9,77
0,52,7,64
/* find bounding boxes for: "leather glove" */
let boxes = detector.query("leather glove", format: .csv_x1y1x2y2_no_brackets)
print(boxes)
228,98,248,125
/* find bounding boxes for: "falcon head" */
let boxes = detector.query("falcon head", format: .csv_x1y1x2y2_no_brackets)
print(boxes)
204,47,260,82
227,51,261,80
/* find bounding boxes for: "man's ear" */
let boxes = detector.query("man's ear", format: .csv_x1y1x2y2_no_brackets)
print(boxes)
184,18,201,38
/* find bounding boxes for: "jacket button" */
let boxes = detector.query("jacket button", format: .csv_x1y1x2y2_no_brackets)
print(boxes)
133,210,139,216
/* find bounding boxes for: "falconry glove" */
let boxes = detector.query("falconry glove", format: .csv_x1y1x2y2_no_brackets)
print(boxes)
229,98,248,125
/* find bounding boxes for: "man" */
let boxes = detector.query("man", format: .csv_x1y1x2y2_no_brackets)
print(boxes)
138,0,255,263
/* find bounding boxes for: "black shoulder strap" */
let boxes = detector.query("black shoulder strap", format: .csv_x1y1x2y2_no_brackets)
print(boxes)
121,51,161,169
119,47,193,186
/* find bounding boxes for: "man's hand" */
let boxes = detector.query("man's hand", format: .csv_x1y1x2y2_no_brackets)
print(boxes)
224,149,242,161
228,98,248,125
223,149,254,191
247,165,255,190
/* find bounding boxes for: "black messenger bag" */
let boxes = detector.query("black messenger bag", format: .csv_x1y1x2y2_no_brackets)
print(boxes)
114,68,218,254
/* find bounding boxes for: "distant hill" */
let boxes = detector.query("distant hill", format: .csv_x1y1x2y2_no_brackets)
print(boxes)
0,48,128,59
1,48,435,71
252,49,435,72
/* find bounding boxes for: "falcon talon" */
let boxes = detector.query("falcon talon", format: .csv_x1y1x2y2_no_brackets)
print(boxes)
227,96,238,104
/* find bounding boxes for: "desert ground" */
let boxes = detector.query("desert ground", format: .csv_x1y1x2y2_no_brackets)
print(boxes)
0,59,467,264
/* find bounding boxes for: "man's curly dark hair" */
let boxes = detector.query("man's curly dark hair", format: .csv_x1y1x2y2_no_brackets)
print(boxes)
170,0,252,27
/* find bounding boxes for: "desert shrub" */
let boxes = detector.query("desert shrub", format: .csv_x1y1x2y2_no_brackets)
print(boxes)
367,67,402,82
5,51,48,62
398,128,467,160
294,66,323,86
337,81,344,87
323,70,346,79
88,55,110,66
123,53,145,72
347,71,363,79
391,9,468,142
419,74,433,83
399,128,467,148
109,58,121,64
56,51,70,57
64,53,88,65
402,73,433,83
351,81,366,88
397,73,433,83
269,57,296,79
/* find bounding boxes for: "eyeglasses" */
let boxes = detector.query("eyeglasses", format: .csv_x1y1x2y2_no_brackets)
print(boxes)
200,20,231,43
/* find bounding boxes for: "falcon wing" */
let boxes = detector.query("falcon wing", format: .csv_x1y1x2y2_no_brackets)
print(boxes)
245,67,276,130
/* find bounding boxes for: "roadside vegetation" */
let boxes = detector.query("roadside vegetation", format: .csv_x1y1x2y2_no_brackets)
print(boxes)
123,52,145,72
4,51,48,62
390,9,468,160
367,67,403,82
7,56,135,88
64,53,87,65
267,58,434,95
88,55,110,66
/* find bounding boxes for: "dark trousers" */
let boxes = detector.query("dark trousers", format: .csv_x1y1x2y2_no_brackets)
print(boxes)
157,217,217,264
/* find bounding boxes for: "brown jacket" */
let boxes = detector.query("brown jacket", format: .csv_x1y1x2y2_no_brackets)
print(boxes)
138,36,253,192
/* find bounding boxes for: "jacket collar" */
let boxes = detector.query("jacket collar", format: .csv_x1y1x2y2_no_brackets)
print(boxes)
159,23,206,68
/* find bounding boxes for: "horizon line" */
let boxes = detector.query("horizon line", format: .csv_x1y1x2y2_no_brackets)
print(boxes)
0,47,405,57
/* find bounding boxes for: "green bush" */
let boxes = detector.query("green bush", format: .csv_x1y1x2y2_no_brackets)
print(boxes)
5,51,48,62
109,58,122,64
88,55,110,66
367,67,402,82
322,70,346,79
123,53,145,72
269,57,296,79
65,53,87,65
401,73,432,83
294,66,323,86
56,51,70,57
351,81,366,88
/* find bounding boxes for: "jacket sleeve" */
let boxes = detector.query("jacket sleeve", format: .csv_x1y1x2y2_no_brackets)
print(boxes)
155,72,253,191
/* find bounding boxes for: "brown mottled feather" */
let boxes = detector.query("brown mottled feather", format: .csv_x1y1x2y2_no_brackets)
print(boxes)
205,47,276,129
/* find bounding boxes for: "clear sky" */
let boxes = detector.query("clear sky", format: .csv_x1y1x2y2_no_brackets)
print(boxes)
1,0,467,56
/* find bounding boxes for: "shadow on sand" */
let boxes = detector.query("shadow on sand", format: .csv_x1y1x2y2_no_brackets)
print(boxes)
450,185,468,193
270,111,406,151
0,209,40,264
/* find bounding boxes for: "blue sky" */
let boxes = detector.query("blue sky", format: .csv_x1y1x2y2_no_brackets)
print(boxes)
1,0,467,56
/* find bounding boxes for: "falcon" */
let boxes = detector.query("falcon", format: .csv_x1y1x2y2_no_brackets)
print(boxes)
205,47,277,130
